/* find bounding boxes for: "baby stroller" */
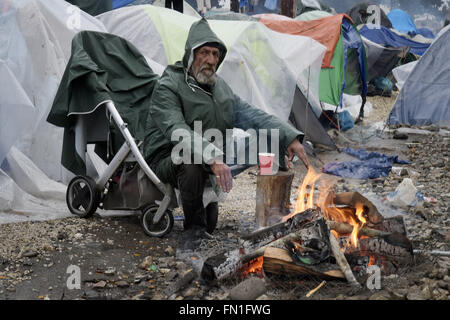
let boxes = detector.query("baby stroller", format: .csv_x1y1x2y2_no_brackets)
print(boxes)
47,30,180,237
48,31,248,237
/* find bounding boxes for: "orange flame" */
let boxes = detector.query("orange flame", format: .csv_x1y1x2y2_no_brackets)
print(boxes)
285,167,369,248
241,256,264,278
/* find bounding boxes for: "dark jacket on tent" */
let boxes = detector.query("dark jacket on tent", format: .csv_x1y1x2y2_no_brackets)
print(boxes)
66,0,113,16
143,18,303,186
47,31,159,175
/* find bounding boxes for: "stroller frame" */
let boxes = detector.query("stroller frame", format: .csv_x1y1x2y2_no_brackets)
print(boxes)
66,100,176,237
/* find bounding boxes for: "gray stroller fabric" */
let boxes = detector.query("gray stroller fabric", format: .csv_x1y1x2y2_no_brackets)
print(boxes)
388,27,450,127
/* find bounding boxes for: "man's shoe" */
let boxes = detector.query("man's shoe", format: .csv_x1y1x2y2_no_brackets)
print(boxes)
178,225,207,251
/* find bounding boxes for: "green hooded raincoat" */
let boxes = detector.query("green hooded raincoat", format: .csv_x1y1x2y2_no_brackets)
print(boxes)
143,18,304,187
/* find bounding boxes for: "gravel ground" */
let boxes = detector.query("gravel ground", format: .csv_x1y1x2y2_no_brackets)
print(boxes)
0,93,449,301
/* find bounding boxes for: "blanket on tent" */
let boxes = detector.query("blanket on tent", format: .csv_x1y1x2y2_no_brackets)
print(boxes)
47,31,159,175
257,13,353,69
322,148,409,179
359,24,430,56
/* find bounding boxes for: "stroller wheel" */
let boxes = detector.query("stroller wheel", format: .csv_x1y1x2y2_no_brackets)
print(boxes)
141,205,174,237
66,176,99,218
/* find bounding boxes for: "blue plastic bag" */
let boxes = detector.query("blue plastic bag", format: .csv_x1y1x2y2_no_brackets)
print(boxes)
338,110,354,131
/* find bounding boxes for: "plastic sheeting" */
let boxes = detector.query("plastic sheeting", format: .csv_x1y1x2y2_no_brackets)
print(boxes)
388,27,450,127
391,61,417,91
97,5,326,122
387,9,418,36
322,148,409,179
0,0,107,222
362,36,408,81
359,24,430,56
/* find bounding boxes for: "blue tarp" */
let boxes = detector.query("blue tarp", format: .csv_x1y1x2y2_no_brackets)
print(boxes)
113,0,135,8
360,24,430,56
322,148,409,179
417,27,435,39
387,9,418,36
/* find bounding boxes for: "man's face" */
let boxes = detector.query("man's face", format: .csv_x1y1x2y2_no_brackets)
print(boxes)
190,45,220,86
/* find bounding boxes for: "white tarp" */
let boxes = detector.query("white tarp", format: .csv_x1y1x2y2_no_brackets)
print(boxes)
0,0,107,221
392,61,417,91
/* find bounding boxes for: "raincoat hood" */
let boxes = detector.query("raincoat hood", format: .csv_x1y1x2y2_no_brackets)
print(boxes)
182,18,227,72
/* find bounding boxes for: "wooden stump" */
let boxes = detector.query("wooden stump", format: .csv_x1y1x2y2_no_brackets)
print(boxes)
255,171,294,228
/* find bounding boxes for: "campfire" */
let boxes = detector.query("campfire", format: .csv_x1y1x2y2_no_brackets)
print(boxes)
201,168,414,287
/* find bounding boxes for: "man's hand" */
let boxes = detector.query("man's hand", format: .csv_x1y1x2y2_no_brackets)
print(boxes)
211,160,232,193
287,138,309,169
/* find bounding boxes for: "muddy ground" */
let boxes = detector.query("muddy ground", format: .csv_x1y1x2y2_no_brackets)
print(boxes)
0,93,449,301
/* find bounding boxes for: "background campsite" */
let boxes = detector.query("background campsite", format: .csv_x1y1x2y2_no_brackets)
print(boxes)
0,0,449,301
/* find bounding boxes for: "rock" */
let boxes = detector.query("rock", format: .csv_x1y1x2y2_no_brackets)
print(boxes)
368,292,390,300
93,280,107,289
228,277,267,300
393,131,408,140
390,288,408,300
116,280,129,288
406,286,426,300
139,256,153,271
57,231,67,240
74,233,83,240
159,268,171,275
21,250,38,258
421,285,432,300
42,243,54,252
164,246,175,256
183,287,200,298
104,267,116,276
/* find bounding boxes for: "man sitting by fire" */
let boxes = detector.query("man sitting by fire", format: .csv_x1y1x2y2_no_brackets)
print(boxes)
143,18,309,250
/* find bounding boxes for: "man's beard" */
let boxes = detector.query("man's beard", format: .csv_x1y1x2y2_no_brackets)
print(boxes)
192,63,217,86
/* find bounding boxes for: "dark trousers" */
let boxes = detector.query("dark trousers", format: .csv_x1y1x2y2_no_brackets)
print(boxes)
165,0,183,13
174,164,209,230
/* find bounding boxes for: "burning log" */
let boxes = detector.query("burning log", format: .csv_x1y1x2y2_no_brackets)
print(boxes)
241,208,320,249
240,216,328,264
255,170,294,228
332,192,384,225
335,216,414,277
328,221,390,238
201,217,329,282
262,247,344,280
328,228,361,288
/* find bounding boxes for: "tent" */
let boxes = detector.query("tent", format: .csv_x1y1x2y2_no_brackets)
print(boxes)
346,2,392,29
295,10,332,21
361,36,408,82
296,0,335,17
387,9,418,36
97,5,335,149
387,26,450,127
359,24,430,56
257,13,368,111
0,0,107,222
294,8,405,83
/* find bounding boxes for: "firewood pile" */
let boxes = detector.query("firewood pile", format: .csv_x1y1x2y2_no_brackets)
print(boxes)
200,168,414,290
